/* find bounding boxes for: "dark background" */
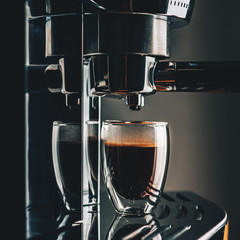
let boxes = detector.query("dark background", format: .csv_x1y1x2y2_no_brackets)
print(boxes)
101,0,240,238
0,0,25,238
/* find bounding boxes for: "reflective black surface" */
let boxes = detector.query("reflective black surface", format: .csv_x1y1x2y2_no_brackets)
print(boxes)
26,191,228,240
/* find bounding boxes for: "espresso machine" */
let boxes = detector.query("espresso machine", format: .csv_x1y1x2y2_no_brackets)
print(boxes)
25,0,240,239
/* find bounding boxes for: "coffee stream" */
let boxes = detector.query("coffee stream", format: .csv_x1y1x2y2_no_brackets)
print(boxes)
104,142,161,200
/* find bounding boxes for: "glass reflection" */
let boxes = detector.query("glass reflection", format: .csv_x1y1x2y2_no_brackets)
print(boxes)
83,205,100,240
26,205,100,240
56,213,81,240
106,214,162,240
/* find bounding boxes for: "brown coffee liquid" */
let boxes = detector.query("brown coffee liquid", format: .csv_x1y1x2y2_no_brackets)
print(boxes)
104,142,157,200
58,141,81,198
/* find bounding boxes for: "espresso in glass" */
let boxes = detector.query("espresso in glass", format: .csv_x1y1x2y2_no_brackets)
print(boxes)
52,121,101,211
105,142,161,200
101,121,169,216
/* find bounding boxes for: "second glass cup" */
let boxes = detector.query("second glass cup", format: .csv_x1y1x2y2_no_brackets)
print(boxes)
101,121,169,216
52,121,100,212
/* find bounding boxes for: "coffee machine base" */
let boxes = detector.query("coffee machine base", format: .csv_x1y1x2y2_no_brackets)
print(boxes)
26,191,228,240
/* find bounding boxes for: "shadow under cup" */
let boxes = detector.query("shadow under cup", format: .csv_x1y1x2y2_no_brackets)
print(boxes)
101,121,169,216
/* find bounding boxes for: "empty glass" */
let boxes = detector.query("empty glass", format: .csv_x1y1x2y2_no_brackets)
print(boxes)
101,121,169,216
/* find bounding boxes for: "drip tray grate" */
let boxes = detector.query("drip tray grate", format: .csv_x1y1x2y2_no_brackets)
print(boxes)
152,191,227,239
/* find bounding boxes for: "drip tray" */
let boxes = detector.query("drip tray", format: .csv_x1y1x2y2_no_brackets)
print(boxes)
151,191,228,239
26,191,228,239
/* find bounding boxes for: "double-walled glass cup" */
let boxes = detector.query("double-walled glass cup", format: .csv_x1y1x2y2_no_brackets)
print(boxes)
101,121,169,216
52,121,101,211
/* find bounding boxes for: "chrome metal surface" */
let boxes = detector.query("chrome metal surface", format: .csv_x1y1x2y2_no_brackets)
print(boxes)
84,13,170,57
88,0,195,28
30,0,196,114
126,95,145,110
45,13,170,58
154,61,240,92
87,55,157,96
31,0,195,28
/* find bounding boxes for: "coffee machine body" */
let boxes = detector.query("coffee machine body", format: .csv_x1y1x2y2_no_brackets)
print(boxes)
25,0,239,238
